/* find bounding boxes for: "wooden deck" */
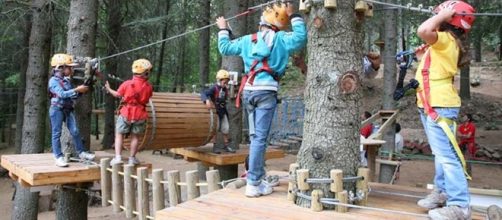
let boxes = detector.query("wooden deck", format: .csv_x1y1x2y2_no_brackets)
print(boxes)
170,144,285,166
1,151,113,187
156,172,486,220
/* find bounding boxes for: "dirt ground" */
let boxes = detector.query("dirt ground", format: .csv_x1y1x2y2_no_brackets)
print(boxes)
1,54,501,219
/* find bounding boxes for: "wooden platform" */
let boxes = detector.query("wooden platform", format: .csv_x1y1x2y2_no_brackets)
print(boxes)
1,151,113,187
156,172,486,220
169,144,285,166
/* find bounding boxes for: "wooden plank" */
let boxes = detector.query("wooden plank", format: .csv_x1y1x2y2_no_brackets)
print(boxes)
169,145,284,166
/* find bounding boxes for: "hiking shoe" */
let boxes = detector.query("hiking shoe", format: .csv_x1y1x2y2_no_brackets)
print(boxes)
222,145,236,153
418,189,447,209
245,181,273,197
79,151,96,161
110,157,123,166
55,157,68,167
128,156,140,165
263,175,280,187
428,206,471,220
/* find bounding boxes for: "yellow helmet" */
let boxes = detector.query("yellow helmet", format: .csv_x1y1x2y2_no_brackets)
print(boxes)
51,53,78,67
132,59,153,74
261,4,289,30
216,69,230,80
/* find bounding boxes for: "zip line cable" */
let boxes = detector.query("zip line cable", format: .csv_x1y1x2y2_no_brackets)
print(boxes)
364,0,502,17
98,0,281,61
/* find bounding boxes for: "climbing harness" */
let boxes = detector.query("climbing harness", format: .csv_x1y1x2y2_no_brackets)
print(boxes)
393,49,419,101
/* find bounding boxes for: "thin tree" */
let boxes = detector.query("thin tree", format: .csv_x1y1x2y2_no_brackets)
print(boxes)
12,0,52,219
155,0,171,91
296,1,363,207
57,0,98,219
379,0,398,183
198,0,211,88
102,0,122,149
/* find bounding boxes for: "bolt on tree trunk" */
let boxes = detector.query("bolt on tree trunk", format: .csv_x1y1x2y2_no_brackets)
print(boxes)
296,1,364,208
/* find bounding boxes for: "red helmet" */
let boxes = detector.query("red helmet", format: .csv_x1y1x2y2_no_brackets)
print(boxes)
433,1,475,33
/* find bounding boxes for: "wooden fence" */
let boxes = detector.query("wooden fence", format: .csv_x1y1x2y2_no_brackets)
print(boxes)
99,158,221,219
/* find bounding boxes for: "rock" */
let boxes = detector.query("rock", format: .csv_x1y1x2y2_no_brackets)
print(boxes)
476,150,487,158
483,150,493,159
493,152,501,160
485,147,496,154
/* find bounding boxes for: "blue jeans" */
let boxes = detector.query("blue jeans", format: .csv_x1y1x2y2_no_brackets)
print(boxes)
49,106,86,158
419,107,470,207
243,90,277,186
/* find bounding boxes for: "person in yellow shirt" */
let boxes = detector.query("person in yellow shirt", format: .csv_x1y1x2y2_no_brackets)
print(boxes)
413,1,476,220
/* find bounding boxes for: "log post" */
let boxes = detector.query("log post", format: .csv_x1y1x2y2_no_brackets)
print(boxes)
296,169,309,191
310,189,323,212
206,170,221,193
186,170,200,200
287,163,299,203
167,170,181,206
356,167,370,206
124,164,135,218
335,190,348,213
137,167,149,220
152,169,165,216
100,158,111,207
111,163,123,213
330,169,343,193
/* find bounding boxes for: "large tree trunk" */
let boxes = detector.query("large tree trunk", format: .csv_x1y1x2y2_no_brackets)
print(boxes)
296,1,363,207
12,0,52,219
58,0,98,219
379,0,397,183
221,0,247,147
102,0,122,149
198,0,211,88
14,12,32,154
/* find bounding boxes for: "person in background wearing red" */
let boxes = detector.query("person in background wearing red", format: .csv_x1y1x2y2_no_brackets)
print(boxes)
458,113,476,158
360,111,373,138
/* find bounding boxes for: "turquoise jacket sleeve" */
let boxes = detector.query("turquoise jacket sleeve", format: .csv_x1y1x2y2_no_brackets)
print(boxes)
281,14,307,54
218,29,245,56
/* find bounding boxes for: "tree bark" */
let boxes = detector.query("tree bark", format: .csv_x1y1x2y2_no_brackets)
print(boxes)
296,1,363,207
58,0,99,219
380,0,397,183
221,0,247,147
14,12,32,154
102,0,122,149
460,37,471,100
155,0,171,91
12,0,52,219
198,0,211,88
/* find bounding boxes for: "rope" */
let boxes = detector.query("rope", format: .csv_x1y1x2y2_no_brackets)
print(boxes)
305,176,363,184
364,0,502,17
98,0,281,61
369,189,424,199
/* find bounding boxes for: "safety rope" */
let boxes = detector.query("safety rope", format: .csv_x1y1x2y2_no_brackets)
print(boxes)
364,0,502,17
98,0,282,62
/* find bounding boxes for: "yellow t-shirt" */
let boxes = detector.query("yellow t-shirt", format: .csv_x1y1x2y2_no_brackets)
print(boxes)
415,32,461,108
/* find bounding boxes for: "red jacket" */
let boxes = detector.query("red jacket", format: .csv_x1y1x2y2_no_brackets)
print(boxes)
117,76,153,121
360,123,373,138
458,121,476,144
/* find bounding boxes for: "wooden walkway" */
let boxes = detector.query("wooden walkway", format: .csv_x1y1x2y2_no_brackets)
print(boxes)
1,151,113,187
170,144,285,166
156,173,486,220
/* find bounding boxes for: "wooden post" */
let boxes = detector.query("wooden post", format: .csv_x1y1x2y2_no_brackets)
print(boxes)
296,169,309,191
152,169,165,215
356,168,370,206
310,189,324,212
123,164,135,218
335,190,348,213
111,163,123,213
186,170,200,200
137,167,149,220
167,170,181,207
287,163,299,202
100,158,111,207
206,170,221,193
330,169,343,193
324,0,337,9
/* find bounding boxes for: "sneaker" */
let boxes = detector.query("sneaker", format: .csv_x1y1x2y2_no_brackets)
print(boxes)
55,157,68,167
418,189,447,209
222,145,236,153
428,206,471,220
263,175,280,187
79,151,96,161
128,156,140,165
110,157,123,166
245,181,273,197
